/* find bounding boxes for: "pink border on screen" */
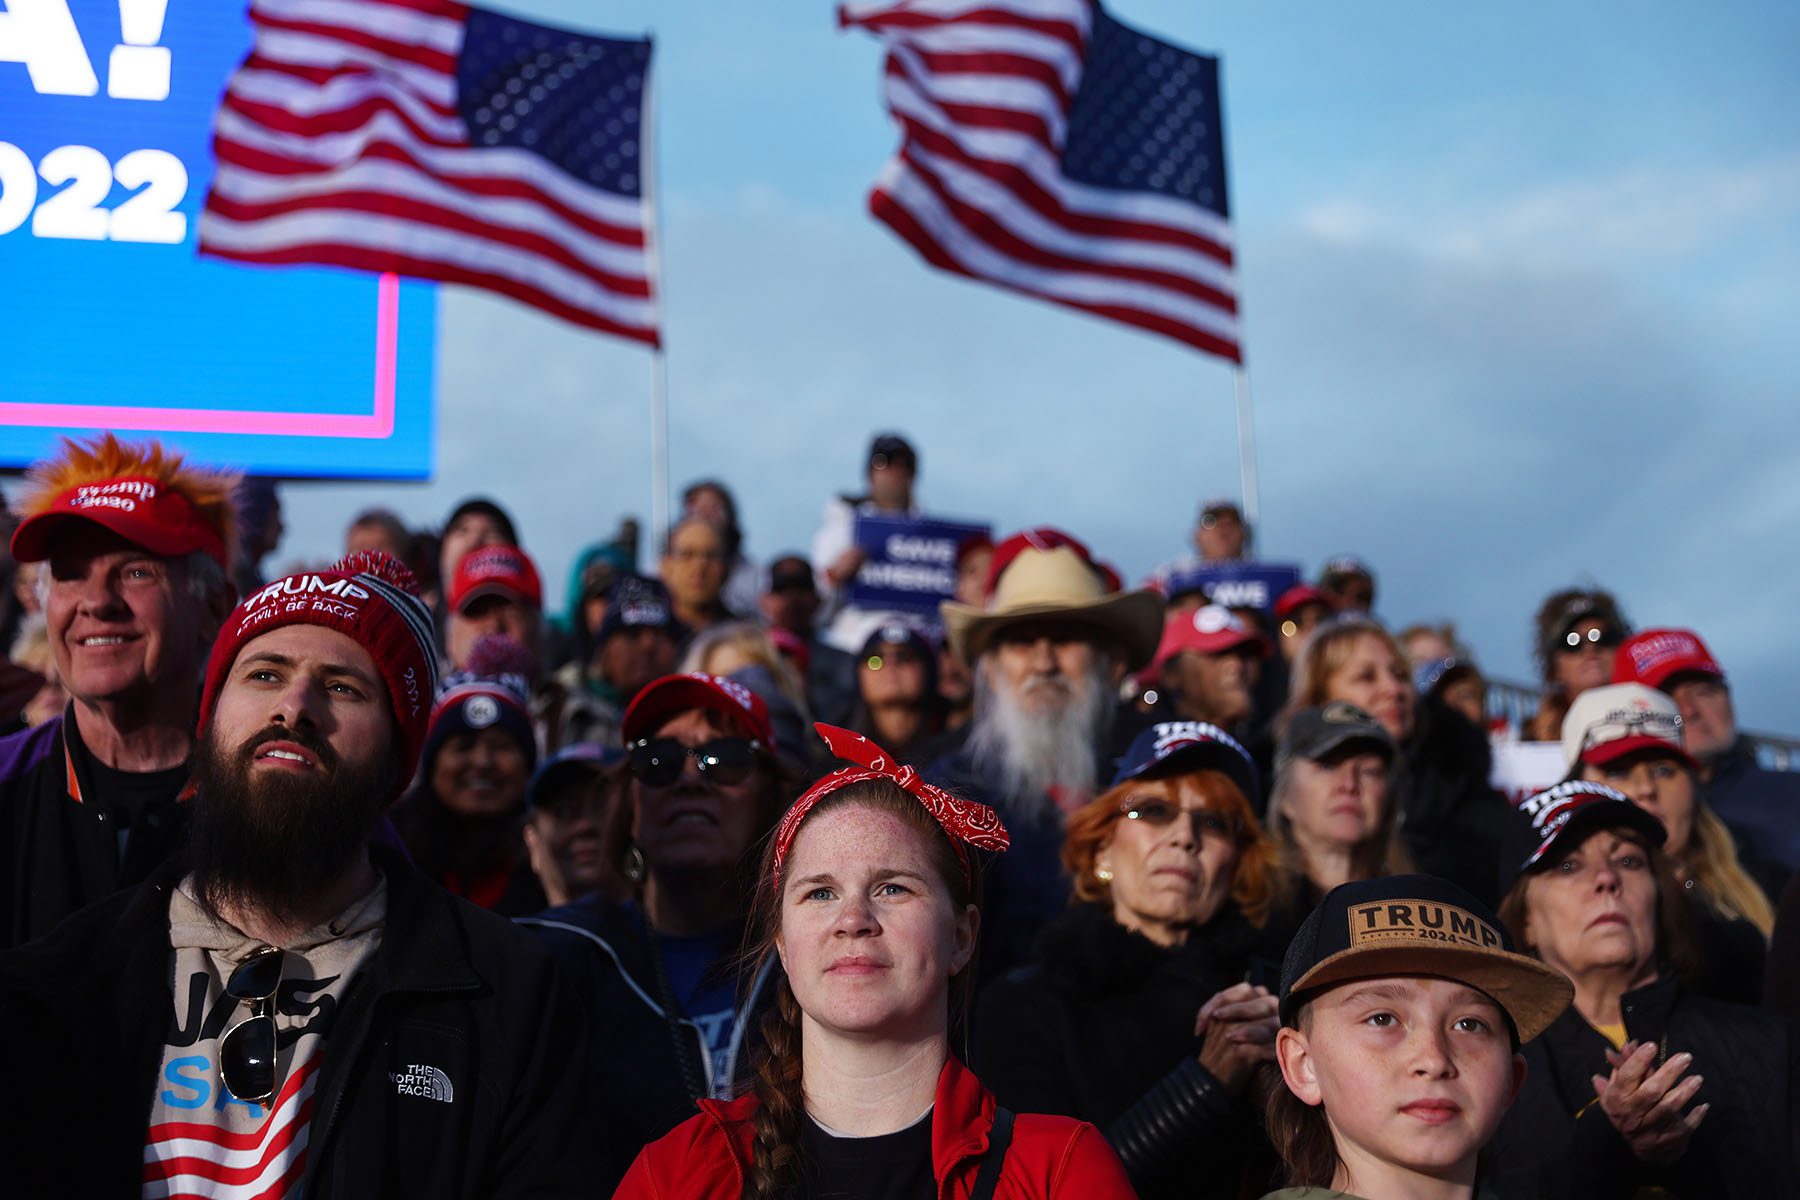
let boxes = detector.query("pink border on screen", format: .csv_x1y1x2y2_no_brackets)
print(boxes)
0,273,401,439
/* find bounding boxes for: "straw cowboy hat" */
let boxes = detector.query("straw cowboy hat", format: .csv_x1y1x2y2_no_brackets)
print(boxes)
940,531,1164,670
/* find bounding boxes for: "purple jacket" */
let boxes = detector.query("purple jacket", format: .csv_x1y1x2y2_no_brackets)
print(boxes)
0,709,192,947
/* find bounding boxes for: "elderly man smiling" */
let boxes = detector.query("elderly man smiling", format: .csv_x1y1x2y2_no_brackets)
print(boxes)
0,434,236,947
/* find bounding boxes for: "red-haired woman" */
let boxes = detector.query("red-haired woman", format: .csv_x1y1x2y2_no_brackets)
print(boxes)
616,725,1135,1200
973,722,1295,1200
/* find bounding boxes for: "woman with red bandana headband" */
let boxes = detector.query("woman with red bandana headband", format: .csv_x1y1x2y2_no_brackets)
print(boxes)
616,725,1134,1200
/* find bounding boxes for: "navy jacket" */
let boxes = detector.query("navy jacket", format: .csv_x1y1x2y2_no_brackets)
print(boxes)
0,845,597,1198
519,896,778,1193
925,745,1073,989
926,705,1152,987
1709,737,1800,872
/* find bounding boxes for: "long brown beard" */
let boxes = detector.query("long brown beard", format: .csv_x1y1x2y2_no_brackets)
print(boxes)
186,723,395,928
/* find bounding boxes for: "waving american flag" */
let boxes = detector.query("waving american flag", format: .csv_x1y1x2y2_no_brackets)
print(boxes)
843,0,1240,362
199,0,659,346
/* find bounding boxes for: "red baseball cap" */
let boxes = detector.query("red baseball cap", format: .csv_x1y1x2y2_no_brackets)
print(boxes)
1149,604,1269,675
620,672,775,747
983,528,1122,598
1612,628,1725,691
1274,584,1334,622
11,476,228,567
449,544,542,613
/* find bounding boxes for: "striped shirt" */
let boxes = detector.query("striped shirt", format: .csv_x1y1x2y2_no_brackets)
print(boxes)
143,877,385,1199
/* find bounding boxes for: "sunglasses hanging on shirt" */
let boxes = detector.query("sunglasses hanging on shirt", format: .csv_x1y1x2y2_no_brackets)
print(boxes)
219,945,285,1106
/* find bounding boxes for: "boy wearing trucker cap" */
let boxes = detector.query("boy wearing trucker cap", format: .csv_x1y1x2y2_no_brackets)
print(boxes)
1264,874,1573,1200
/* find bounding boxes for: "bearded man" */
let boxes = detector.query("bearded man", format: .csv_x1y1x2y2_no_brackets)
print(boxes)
0,553,594,1197
930,529,1162,982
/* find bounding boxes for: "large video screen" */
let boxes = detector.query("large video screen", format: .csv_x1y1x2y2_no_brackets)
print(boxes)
0,0,436,478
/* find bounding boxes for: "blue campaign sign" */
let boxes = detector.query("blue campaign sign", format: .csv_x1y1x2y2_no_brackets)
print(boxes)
1162,561,1303,615
849,512,991,617
0,0,436,478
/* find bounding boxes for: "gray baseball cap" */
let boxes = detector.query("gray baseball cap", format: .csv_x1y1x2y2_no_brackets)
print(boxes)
1277,702,1395,770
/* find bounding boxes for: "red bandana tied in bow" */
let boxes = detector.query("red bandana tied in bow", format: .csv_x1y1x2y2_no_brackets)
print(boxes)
773,724,1010,889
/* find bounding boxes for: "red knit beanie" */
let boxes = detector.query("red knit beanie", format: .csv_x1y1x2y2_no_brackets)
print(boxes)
198,552,441,786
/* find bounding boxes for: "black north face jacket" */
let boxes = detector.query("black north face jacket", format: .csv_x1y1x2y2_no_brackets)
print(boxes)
0,709,193,948
0,844,599,1198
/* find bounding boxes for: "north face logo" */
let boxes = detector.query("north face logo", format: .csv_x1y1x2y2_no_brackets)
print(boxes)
391,1064,454,1103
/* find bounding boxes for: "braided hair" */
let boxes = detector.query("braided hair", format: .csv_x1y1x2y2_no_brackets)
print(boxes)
739,779,981,1200
746,981,806,1200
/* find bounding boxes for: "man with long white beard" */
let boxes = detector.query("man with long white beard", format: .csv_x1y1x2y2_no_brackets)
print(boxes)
0,553,595,1197
932,529,1163,982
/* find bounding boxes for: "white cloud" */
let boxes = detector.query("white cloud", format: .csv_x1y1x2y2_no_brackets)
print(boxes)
271,180,1800,733
1297,155,1800,268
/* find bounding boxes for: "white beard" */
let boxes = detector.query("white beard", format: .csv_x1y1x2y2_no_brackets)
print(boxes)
966,655,1110,822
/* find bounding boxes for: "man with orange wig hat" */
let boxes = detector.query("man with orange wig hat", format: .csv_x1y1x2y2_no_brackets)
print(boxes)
0,434,237,946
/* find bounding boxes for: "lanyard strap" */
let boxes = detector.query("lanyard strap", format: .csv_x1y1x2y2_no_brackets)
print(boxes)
969,1107,1015,1200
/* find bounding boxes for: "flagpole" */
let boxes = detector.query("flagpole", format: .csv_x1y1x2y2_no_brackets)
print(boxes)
650,348,669,548
642,36,670,549
1233,366,1259,527
1215,55,1258,530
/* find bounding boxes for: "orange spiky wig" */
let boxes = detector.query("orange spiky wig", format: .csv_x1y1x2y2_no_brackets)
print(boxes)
19,433,239,566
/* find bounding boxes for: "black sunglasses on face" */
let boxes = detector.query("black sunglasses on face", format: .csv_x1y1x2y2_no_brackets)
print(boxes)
627,737,761,788
1121,798,1239,840
1559,626,1622,653
220,945,284,1106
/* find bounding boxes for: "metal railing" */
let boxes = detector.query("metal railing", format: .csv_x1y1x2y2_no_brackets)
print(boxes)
1484,678,1798,772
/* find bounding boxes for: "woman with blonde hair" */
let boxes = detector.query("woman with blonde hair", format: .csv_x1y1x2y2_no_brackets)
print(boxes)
974,721,1295,1200
681,619,812,719
1562,682,1777,1004
5,616,66,732
1265,703,1410,909
1288,615,1510,904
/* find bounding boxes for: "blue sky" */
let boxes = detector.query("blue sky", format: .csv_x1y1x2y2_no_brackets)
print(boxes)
258,1,1799,730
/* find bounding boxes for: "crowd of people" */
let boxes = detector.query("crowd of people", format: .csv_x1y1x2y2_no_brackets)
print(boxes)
0,430,1796,1198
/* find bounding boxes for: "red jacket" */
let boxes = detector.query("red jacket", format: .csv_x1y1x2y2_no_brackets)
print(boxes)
616,1055,1137,1200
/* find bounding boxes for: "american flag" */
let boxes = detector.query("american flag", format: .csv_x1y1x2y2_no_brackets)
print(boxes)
199,0,659,347
842,0,1240,363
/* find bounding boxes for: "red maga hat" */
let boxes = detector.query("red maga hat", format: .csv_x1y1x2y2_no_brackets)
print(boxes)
12,476,229,567
620,672,775,747
1612,628,1724,691
1149,605,1269,675
448,544,542,612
